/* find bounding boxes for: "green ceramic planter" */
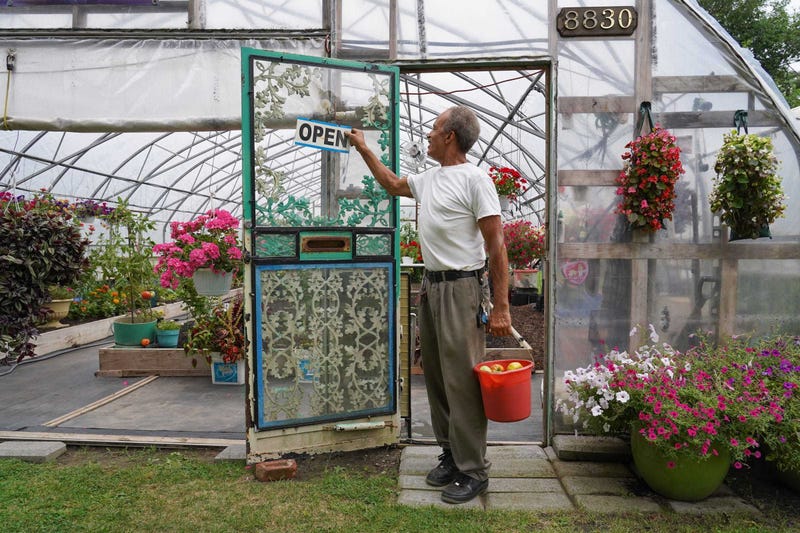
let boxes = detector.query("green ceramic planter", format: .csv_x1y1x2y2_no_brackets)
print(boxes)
113,318,157,347
631,428,730,502
156,328,180,348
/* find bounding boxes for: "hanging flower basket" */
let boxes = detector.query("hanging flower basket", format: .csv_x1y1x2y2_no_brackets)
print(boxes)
709,130,786,240
489,166,527,203
615,125,685,232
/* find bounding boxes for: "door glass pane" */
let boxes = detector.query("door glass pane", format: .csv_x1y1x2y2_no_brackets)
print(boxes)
256,264,395,428
250,57,395,229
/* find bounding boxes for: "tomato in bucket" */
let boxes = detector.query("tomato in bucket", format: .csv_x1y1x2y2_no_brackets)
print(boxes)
473,359,533,422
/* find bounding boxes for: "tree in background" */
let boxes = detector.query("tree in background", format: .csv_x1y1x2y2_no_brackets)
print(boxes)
699,0,800,107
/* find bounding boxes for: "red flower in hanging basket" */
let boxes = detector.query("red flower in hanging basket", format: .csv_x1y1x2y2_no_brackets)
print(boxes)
615,125,685,232
489,166,527,201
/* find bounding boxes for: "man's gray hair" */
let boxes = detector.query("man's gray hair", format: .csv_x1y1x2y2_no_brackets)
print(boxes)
443,106,480,153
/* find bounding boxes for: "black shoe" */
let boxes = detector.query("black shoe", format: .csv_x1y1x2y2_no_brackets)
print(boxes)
425,451,458,487
441,473,488,504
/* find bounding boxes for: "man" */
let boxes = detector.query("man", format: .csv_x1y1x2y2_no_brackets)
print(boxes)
349,105,512,504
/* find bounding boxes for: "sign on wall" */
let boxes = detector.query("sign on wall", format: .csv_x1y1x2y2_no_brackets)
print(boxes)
556,6,638,38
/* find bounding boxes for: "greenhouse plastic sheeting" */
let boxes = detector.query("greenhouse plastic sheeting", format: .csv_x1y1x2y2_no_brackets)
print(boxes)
1,38,323,132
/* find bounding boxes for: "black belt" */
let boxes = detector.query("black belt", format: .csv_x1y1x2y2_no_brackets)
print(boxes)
425,269,482,283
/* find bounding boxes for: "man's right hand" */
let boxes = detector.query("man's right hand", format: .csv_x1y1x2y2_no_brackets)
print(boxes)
348,128,368,153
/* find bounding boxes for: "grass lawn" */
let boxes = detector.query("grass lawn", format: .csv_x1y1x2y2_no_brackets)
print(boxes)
1,446,799,532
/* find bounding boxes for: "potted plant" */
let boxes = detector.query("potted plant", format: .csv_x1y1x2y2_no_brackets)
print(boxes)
615,125,685,232
153,209,242,297
90,199,159,346
489,166,527,210
41,285,76,329
557,325,782,502
185,294,245,384
155,319,182,348
0,191,89,362
72,198,114,222
709,130,786,240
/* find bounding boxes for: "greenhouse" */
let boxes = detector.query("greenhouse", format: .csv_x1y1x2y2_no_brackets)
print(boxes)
1,0,800,485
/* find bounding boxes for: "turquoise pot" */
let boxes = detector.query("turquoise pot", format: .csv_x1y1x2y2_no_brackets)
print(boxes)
631,427,730,502
156,328,180,348
113,318,157,347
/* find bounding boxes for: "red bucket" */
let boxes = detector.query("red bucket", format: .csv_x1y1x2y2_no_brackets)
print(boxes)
473,359,533,422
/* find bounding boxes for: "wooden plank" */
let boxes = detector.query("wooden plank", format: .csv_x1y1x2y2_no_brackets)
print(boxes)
558,169,619,187
43,375,159,427
557,96,635,114
0,430,243,448
399,273,410,418
558,241,800,260
97,348,211,377
654,75,754,93
654,110,781,129
718,258,738,340
629,232,650,352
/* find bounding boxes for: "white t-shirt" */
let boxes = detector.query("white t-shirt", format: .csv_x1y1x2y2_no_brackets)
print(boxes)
407,163,501,271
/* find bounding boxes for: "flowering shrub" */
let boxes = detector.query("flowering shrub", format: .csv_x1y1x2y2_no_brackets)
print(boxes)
489,166,527,201
67,283,131,320
185,294,244,363
73,198,114,218
153,209,242,289
615,126,685,232
557,325,782,468
502,220,545,269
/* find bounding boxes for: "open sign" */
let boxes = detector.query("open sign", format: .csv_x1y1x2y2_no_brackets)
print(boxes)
294,118,350,153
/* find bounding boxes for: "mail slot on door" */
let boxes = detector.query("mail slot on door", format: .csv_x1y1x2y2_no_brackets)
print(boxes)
299,232,352,260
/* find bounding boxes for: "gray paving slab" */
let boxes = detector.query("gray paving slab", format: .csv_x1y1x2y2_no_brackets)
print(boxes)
551,459,635,478
398,474,439,490
490,456,556,478
487,444,547,460
552,434,631,462
0,440,66,463
397,489,485,509
561,475,638,496
667,496,761,515
485,491,574,511
574,494,663,513
215,443,246,461
489,477,564,493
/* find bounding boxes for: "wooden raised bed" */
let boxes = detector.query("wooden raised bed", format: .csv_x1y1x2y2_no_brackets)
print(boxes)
96,347,211,377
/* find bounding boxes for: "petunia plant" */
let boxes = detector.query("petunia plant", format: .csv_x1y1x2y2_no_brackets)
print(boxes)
557,325,781,468
615,125,685,232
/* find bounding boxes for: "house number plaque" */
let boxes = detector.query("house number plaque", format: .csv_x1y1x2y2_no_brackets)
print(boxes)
556,7,638,37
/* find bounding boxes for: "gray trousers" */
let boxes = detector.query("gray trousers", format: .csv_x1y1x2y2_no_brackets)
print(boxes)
418,275,489,481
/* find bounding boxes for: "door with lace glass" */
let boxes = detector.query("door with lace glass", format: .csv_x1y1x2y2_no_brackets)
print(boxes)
241,49,400,461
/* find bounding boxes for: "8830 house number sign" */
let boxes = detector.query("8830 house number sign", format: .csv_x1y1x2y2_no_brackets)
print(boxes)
557,6,638,37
